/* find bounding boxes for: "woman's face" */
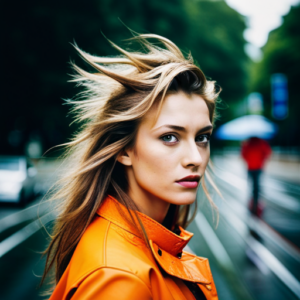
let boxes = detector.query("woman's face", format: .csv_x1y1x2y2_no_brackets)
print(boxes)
118,92,212,221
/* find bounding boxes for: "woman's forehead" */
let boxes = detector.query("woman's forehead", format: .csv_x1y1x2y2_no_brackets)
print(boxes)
143,92,211,130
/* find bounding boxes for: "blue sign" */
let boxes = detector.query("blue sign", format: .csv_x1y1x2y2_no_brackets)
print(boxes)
271,73,288,120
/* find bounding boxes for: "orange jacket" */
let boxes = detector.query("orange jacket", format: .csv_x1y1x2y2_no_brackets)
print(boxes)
49,196,218,300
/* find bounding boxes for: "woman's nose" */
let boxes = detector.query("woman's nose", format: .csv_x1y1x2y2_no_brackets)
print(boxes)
182,142,203,167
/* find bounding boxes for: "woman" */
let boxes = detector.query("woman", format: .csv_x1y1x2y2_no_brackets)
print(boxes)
43,33,220,300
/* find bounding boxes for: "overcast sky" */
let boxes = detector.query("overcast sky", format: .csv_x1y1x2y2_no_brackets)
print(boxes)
225,0,300,60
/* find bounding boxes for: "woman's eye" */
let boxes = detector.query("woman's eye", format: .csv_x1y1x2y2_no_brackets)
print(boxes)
196,134,210,143
161,135,178,143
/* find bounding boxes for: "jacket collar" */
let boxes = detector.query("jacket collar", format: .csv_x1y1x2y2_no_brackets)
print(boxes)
97,195,212,284
96,195,192,255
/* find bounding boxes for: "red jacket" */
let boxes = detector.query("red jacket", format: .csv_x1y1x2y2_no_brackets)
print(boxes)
241,137,272,170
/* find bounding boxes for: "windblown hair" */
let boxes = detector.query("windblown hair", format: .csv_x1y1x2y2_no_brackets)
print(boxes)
42,33,221,286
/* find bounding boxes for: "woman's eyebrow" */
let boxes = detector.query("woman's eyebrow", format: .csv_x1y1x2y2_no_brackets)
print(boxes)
153,124,213,133
197,125,213,134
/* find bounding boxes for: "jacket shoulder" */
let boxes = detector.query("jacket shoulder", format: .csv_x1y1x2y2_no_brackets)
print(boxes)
69,267,153,300
49,216,154,300
68,215,154,287
105,221,155,286
58,216,108,287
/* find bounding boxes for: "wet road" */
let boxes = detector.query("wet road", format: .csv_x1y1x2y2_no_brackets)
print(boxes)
187,153,300,300
0,159,58,300
0,155,300,300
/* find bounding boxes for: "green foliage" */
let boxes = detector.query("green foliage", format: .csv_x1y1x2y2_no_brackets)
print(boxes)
2,0,249,154
251,4,300,146
182,0,249,106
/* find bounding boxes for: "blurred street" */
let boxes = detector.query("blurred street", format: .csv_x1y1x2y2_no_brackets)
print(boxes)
188,150,300,300
0,153,299,300
0,159,59,300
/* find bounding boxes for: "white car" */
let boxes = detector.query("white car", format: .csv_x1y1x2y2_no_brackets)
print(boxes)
0,156,37,205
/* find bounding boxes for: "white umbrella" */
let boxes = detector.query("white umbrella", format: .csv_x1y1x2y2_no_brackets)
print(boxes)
215,115,278,141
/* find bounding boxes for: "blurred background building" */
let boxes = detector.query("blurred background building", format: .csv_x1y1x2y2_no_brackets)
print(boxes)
1,0,300,299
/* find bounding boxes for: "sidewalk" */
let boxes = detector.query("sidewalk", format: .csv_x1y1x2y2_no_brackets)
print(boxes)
265,156,300,184
212,152,300,185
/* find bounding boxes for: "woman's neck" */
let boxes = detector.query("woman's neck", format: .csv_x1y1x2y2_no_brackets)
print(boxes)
127,188,171,224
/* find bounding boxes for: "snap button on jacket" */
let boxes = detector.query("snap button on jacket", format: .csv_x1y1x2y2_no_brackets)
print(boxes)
49,196,218,300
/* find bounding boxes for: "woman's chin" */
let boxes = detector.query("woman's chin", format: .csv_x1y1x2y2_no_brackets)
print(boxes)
167,191,197,206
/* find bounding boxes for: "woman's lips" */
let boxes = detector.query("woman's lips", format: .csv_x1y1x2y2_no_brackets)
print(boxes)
176,175,201,188
176,181,199,188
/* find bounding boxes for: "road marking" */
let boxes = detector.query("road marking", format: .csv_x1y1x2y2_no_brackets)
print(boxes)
195,211,234,271
221,200,300,298
248,235,300,298
210,161,300,297
215,169,246,191
216,166,300,212
0,197,49,234
194,210,254,300
184,245,195,255
262,189,300,212
0,212,56,258
218,172,300,262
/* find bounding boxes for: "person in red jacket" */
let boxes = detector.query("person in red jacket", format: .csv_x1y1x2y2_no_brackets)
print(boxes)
241,137,272,216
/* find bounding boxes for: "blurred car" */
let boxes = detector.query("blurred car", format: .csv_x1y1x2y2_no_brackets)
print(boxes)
0,156,37,205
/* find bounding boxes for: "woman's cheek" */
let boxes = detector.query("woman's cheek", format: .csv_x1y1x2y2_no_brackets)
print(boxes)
138,156,173,191
203,149,210,169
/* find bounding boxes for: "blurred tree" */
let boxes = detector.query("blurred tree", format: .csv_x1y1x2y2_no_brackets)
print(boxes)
183,0,249,114
250,4,300,146
1,0,249,154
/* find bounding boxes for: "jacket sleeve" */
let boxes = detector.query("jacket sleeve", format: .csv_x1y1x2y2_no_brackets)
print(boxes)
263,141,272,160
241,142,248,161
71,267,152,300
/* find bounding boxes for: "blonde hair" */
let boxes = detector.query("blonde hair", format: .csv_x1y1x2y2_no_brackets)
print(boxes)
42,33,221,285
